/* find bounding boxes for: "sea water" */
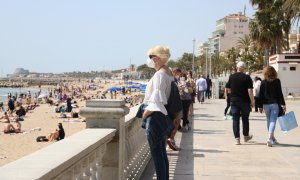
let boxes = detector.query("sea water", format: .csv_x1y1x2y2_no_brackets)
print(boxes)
0,88,40,102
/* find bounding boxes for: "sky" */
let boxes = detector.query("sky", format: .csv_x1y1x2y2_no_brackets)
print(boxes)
0,0,256,75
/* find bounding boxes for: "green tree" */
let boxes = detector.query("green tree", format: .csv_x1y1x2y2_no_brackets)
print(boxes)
136,64,155,79
176,53,194,71
167,60,177,69
225,47,240,69
283,0,300,23
250,0,294,54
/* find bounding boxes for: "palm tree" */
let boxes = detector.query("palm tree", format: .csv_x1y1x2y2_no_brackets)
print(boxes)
284,0,300,52
283,0,300,23
237,34,252,55
250,0,297,54
225,47,240,69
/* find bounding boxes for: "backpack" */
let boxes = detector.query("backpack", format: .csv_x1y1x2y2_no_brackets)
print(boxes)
165,81,183,119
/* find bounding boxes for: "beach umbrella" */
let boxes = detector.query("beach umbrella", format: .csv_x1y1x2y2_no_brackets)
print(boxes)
139,87,146,92
89,84,97,86
127,85,140,89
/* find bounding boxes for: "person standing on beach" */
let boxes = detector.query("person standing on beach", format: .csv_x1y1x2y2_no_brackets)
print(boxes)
226,61,254,145
143,45,173,180
7,97,15,116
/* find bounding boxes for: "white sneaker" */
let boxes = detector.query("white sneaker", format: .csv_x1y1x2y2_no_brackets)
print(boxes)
267,138,273,147
235,138,241,145
272,138,279,145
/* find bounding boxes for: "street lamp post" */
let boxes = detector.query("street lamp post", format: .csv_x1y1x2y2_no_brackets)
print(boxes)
205,47,208,76
192,39,196,75
209,53,212,78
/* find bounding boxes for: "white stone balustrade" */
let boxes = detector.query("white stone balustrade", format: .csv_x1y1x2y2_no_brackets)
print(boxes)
0,99,151,180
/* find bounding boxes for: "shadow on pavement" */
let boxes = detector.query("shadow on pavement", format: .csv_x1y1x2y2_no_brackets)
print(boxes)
193,129,226,135
276,143,300,148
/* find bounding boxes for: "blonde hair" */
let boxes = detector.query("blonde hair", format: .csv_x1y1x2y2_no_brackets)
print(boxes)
148,45,171,64
263,66,277,81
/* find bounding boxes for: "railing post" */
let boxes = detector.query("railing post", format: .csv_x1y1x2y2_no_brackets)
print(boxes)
80,99,129,180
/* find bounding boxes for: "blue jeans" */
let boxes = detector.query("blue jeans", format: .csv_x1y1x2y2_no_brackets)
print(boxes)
199,90,205,102
263,103,279,133
230,101,251,138
145,111,169,180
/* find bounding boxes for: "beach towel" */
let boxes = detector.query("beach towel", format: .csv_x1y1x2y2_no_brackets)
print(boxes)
63,119,82,123
0,127,41,135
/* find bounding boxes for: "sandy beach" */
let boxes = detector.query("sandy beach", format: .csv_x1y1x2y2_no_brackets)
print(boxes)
0,80,143,166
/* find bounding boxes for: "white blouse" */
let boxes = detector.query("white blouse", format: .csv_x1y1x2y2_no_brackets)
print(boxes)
143,71,174,115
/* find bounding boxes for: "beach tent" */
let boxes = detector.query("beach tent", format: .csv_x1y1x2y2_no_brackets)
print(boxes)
107,87,122,91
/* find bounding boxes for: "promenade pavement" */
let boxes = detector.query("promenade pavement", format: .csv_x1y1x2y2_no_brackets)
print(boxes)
141,99,300,180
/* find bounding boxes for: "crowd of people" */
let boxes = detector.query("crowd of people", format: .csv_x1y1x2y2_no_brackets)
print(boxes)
139,45,219,180
138,45,287,180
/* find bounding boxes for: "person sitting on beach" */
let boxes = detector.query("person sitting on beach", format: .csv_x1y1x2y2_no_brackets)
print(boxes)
16,106,26,117
1,112,17,133
0,102,4,112
13,117,22,133
48,123,65,142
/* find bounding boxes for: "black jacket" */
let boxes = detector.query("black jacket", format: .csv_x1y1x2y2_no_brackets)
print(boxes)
258,79,285,108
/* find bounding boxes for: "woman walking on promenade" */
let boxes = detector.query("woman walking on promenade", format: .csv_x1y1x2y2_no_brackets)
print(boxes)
143,45,173,180
258,66,286,147
178,72,193,131
187,70,196,117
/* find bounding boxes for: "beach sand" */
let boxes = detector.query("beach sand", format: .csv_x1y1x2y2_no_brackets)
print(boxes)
0,80,143,166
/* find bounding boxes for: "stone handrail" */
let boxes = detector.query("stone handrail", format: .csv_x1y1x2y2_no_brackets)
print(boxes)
0,129,116,179
0,99,150,180
124,106,151,179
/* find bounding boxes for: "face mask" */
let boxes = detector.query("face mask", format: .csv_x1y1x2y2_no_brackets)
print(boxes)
146,58,155,68
180,77,186,81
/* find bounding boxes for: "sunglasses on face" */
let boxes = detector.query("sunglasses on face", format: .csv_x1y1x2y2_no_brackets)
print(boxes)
149,55,157,59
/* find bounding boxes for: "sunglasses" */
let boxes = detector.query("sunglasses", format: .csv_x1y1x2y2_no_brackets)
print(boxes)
149,55,157,59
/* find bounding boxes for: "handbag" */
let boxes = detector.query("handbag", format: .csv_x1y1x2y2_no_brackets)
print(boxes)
278,104,285,117
277,111,298,133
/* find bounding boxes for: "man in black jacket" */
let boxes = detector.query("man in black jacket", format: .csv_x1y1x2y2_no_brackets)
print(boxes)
226,61,254,145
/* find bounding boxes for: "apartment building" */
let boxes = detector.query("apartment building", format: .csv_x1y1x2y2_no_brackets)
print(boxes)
199,12,252,55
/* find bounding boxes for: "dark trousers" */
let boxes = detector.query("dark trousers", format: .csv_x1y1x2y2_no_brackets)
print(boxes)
182,100,191,127
254,96,259,112
206,89,211,99
145,112,169,180
224,95,231,115
230,101,251,138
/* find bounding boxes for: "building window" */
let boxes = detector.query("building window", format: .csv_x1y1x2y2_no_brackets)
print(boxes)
290,66,296,71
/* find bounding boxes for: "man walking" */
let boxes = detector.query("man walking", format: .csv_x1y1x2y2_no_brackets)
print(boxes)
206,75,212,99
226,61,254,145
196,75,207,104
